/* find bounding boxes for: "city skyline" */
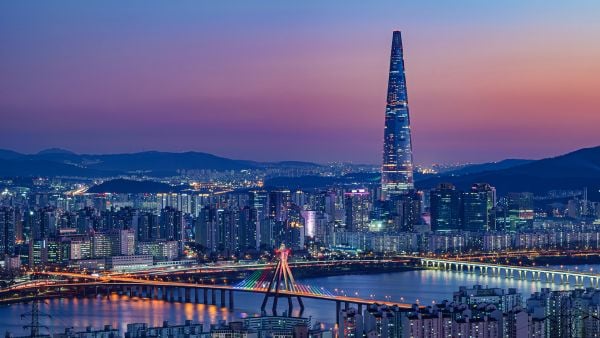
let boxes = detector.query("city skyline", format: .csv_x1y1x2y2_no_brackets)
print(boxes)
1,1,600,166
2,2,600,337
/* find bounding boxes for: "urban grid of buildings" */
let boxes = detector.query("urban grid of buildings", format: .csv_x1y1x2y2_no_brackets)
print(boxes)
0,32,598,273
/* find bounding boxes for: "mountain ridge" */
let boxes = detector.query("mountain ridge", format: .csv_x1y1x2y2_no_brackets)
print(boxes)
0,149,321,177
417,145,600,200
2,146,600,201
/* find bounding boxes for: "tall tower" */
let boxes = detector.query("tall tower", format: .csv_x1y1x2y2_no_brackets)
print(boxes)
381,31,414,199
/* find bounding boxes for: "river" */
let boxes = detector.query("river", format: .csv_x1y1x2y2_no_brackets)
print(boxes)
1,264,598,335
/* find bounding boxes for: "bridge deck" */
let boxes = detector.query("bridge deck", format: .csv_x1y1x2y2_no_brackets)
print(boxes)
2,271,415,309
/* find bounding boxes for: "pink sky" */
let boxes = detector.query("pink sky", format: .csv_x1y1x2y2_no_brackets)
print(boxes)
1,1,599,164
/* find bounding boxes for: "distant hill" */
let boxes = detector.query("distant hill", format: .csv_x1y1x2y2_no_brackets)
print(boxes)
442,159,533,176
0,158,115,177
37,148,77,155
87,179,181,194
0,149,320,177
82,151,256,172
264,147,600,200
3,146,600,200
0,149,24,160
417,146,600,200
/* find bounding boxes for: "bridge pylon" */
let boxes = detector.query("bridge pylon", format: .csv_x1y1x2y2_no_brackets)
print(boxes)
261,244,304,316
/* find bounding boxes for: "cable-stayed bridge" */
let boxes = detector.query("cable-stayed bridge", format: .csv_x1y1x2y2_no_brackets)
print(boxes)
0,246,414,324
234,269,335,296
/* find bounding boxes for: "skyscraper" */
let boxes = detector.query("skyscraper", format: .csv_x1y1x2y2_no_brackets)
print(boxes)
430,183,462,231
344,189,372,232
461,183,496,232
381,31,414,199
0,207,16,258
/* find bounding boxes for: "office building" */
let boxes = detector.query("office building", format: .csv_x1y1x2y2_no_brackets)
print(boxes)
461,183,496,232
430,183,461,231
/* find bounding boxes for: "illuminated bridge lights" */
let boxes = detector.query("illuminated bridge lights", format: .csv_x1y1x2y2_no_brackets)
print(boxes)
4,258,418,321
234,268,334,297
421,257,600,288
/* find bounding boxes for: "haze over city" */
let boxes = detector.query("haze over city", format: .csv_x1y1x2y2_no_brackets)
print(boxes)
2,1,599,165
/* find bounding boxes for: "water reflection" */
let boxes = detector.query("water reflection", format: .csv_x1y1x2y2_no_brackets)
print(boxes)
2,266,599,335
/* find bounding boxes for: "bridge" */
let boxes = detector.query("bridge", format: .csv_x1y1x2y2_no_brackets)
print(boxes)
420,257,600,288
118,258,402,278
0,246,415,325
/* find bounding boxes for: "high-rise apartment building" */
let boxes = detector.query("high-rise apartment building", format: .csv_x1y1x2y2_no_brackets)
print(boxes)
249,190,268,248
339,308,364,338
159,207,184,242
0,207,16,257
344,189,372,232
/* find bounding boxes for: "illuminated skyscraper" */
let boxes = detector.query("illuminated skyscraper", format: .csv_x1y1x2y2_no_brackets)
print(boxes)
430,183,461,231
461,183,496,232
344,189,372,232
381,31,414,199
0,207,16,257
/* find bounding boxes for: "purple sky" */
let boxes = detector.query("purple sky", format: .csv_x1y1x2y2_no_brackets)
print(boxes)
1,1,599,165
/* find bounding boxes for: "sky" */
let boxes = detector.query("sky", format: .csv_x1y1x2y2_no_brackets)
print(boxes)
1,1,599,165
